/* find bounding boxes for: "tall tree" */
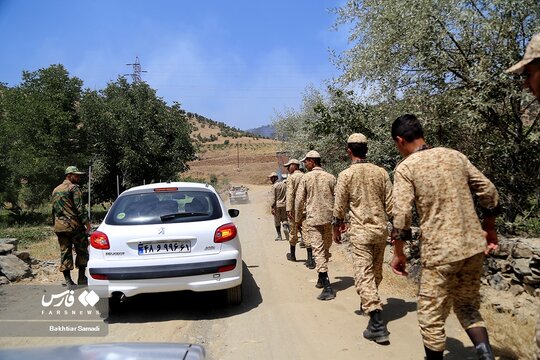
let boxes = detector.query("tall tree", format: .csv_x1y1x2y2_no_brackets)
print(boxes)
81,77,196,203
1,65,85,211
332,0,540,224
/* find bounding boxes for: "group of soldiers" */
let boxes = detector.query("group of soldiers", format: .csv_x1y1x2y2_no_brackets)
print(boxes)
269,116,500,359
265,33,540,360
50,33,540,360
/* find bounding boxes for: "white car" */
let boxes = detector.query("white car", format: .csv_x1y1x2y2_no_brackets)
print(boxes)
87,182,242,309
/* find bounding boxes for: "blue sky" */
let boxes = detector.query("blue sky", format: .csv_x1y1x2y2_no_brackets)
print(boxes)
0,0,348,130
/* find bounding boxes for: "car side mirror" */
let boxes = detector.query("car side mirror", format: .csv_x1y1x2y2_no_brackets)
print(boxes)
228,209,239,218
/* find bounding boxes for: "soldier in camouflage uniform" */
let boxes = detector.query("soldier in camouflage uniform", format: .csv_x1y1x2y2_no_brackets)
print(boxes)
389,115,500,360
52,166,91,286
505,32,540,360
284,158,306,262
295,150,337,301
332,133,393,344
269,172,288,241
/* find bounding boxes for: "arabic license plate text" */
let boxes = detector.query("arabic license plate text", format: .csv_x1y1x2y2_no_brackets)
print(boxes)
138,241,191,255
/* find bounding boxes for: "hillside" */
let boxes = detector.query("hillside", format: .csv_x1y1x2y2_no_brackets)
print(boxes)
184,116,285,186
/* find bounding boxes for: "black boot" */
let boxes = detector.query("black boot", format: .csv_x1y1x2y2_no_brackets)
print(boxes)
63,270,75,286
363,310,390,343
315,271,323,288
475,343,494,360
305,248,315,269
286,245,296,262
424,346,443,360
275,226,282,241
77,266,88,285
316,272,335,300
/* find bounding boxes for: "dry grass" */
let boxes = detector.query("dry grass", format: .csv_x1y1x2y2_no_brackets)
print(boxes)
185,142,286,185
22,234,59,261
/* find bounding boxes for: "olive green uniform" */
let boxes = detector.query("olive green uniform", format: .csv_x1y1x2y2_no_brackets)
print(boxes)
52,179,89,272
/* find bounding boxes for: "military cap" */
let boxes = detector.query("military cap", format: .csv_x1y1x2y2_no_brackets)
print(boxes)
506,33,540,74
65,166,85,175
347,133,368,144
284,159,300,167
300,150,321,162
267,172,278,178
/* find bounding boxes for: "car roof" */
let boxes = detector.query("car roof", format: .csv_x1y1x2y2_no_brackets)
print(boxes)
121,182,215,196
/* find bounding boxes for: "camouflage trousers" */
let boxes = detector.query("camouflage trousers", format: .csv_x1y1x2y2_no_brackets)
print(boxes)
289,219,306,247
418,252,486,352
305,224,332,273
351,241,386,313
273,207,288,226
56,231,89,272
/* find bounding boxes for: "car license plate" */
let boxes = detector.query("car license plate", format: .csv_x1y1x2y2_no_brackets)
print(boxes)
137,241,191,255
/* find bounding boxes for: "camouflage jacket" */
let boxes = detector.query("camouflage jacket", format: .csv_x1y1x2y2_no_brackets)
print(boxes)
333,161,393,244
392,147,499,266
295,167,336,226
270,181,287,208
286,170,303,215
52,179,88,232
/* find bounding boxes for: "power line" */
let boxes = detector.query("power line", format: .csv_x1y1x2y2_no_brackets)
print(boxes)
125,56,148,83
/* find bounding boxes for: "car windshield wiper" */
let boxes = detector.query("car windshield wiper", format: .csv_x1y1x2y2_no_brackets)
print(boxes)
160,212,208,221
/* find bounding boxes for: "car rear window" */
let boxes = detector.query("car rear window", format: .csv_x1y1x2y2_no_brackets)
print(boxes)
105,190,222,225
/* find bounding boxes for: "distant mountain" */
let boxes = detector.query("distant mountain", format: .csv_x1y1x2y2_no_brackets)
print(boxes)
247,125,275,139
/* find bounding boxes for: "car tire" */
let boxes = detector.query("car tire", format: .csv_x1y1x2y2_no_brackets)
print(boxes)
108,293,124,315
225,284,243,305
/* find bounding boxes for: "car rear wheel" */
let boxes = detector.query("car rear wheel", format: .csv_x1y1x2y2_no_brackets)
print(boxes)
225,284,242,305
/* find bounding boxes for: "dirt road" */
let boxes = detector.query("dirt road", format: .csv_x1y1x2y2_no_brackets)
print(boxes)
0,185,481,359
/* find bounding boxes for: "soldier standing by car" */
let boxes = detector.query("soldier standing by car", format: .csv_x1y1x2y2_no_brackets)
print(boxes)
389,114,500,360
284,158,305,262
332,133,393,344
295,150,336,301
505,32,540,360
269,172,288,241
52,166,91,286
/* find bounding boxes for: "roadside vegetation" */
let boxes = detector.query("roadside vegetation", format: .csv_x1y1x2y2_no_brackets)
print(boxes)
274,0,540,236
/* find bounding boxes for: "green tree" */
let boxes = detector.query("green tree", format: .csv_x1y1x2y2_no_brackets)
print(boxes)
0,65,86,212
81,77,196,202
332,0,540,225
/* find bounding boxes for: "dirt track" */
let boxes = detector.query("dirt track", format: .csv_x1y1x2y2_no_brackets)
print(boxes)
0,185,491,359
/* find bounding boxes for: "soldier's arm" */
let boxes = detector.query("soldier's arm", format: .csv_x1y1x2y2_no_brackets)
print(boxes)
294,178,306,222
384,171,394,220
465,157,500,253
332,172,348,224
391,164,414,241
72,186,90,232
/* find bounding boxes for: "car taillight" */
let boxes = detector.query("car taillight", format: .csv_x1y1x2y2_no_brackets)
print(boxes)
90,273,108,280
90,231,110,250
214,223,237,243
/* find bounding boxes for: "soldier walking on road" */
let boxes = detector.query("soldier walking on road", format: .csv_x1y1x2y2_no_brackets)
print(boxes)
332,133,393,344
284,159,305,262
269,172,288,241
505,32,540,360
295,150,336,301
389,115,500,360
52,166,91,286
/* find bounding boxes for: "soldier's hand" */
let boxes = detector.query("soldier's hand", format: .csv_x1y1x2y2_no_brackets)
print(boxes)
484,229,498,255
287,211,294,221
332,226,341,244
271,208,275,215
390,254,408,276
